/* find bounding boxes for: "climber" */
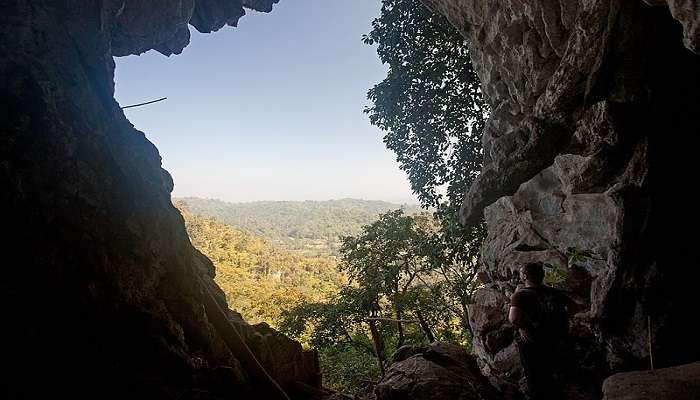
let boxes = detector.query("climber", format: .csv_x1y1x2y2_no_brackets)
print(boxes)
508,262,571,400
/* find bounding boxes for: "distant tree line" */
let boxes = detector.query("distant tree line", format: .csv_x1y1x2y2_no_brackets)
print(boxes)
177,197,421,256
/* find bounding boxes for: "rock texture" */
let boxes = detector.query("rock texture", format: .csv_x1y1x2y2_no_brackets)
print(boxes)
0,1,321,399
373,343,502,400
424,0,700,396
602,362,700,400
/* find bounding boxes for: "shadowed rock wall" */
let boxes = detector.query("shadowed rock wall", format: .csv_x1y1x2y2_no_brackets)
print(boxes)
423,0,700,396
0,1,321,399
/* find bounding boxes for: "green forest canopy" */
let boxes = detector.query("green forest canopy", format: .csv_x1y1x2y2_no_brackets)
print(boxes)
177,202,344,326
177,197,421,256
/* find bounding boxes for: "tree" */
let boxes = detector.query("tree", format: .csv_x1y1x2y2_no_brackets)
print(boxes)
339,210,432,349
280,210,466,391
363,0,487,214
364,0,489,338
279,286,385,391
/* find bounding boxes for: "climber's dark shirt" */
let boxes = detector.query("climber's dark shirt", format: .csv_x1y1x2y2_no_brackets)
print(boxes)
510,285,568,344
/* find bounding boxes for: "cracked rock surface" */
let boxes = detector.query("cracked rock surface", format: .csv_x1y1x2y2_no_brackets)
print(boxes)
1,1,320,399
424,0,700,395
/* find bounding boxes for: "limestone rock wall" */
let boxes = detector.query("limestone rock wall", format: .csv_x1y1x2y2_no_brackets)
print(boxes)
424,0,700,395
0,1,320,399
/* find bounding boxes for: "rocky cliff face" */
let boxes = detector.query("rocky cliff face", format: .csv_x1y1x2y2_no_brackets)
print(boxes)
0,1,322,399
424,0,700,395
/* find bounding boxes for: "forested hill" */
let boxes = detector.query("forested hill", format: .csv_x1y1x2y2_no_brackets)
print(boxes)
175,197,422,255
177,204,343,326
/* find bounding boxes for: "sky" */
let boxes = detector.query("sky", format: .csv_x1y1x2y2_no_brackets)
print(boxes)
114,0,418,204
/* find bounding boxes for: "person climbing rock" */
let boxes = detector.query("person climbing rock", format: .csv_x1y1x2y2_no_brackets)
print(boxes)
508,262,571,400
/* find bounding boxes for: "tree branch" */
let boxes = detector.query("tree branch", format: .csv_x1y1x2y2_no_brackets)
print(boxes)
121,97,167,109
366,317,419,324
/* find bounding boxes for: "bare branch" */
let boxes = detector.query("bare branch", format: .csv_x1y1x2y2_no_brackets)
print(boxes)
121,97,167,109
366,317,419,324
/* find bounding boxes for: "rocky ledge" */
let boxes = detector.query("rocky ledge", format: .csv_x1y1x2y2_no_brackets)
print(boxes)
370,343,502,400
602,362,700,400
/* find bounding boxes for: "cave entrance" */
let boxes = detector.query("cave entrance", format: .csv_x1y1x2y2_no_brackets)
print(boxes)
110,0,470,396
114,0,418,333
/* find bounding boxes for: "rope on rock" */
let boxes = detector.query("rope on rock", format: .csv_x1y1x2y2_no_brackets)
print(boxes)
197,275,291,400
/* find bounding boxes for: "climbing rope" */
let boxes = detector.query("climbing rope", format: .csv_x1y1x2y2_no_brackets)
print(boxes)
196,275,291,400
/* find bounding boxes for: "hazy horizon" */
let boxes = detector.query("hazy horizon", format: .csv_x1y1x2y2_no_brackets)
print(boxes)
175,195,421,206
114,0,419,205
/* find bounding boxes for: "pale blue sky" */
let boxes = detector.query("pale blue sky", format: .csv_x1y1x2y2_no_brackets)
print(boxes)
114,0,417,204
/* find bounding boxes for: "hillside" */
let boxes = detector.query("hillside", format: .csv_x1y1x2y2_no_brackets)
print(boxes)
176,197,422,256
177,203,344,327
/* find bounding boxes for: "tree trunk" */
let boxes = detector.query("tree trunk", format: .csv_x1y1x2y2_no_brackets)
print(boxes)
395,280,405,348
368,319,386,377
396,307,405,347
460,301,473,338
416,309,435,343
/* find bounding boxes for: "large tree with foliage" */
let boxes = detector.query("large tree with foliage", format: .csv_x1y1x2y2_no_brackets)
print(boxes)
339,209,434,349
364,0,489,335
281,210,467,391
363,0,487,214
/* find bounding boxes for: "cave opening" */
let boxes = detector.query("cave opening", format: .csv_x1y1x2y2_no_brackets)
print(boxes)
4,0,700,399
112,1,427,396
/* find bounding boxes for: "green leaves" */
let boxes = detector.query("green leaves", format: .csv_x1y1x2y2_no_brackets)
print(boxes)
365,0,488,213
566,246,596,267
364,1,487,316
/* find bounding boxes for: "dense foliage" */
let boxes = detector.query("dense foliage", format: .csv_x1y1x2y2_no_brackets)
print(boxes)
363,0,489,338
178,197,420,256
177,202,344,326
281,210,470,392
279,1,491,393
363,0,487,214
363,0,488,291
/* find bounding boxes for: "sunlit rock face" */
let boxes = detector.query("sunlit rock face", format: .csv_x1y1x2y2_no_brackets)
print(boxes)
0,1,319,399
424,0,700,396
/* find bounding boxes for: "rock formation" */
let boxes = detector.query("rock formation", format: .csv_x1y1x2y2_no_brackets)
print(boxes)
373,343,502,400
423,0,700,396
1,1,322,399
602,361,700,400
3,0,699,398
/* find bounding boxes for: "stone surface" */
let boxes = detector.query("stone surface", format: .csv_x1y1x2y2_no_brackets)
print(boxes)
424,0,700,397
0,0,317,399
110,0,280,56
374,343,502,400
602,362,700,400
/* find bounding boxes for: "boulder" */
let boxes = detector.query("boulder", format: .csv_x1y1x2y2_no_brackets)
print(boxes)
602,362,700,400
374,343,502,400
